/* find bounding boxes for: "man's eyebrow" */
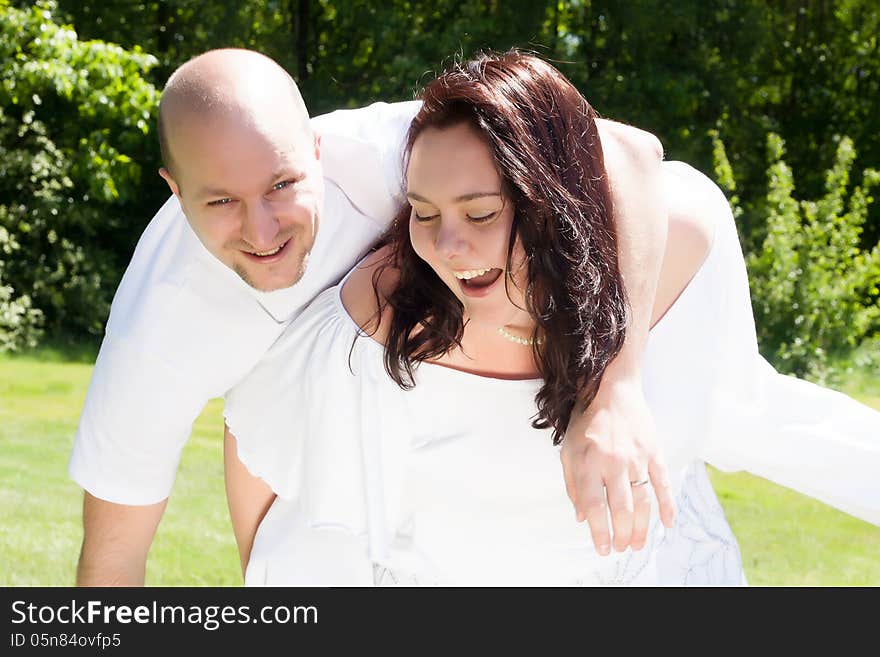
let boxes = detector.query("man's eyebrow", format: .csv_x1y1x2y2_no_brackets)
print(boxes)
196,186,232,200
272,167,305,181
406,191,501,203
195,172,304,200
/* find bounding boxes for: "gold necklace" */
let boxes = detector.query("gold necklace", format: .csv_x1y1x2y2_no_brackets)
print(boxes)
497,325,543,346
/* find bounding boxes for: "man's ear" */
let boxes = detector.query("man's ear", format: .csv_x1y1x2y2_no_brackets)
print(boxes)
159,167,181,198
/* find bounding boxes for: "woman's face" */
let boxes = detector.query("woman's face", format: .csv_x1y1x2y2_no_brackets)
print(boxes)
406,122,531,331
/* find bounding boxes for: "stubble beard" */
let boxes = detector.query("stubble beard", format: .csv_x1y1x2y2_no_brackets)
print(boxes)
234,238,311,292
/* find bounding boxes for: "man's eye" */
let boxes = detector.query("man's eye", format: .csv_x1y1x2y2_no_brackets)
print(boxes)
207,198,233,207
273,180,298,192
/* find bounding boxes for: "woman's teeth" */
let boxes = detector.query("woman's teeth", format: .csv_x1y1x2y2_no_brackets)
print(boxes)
454,268,493,280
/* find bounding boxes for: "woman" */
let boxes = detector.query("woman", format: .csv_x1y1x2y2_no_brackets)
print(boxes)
224,52,880,585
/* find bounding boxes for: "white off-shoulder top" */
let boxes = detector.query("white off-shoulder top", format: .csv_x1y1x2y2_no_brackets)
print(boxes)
226,193,880,586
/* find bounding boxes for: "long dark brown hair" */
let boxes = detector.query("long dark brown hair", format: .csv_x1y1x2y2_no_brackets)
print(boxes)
374,51,628,444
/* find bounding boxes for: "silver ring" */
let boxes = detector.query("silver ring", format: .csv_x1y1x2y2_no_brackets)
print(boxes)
630,479,650,487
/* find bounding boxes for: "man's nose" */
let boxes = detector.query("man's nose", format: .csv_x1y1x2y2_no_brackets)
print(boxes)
241,200,279,249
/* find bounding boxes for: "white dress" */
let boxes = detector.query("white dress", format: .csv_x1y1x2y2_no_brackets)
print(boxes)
225,196,880,586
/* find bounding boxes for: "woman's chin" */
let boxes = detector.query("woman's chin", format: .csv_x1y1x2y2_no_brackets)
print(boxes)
463,306,519,331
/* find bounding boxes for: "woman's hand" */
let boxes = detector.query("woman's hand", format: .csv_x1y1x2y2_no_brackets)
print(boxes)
561,376,675,554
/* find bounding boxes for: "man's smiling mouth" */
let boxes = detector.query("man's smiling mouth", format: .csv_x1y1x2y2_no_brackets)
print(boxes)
246,240,289,258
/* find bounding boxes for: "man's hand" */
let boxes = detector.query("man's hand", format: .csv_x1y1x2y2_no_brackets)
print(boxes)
566,121,674,555
76,493,166,586
561,375,675,555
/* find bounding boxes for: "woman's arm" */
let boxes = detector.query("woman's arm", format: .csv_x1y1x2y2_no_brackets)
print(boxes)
224,425,276,578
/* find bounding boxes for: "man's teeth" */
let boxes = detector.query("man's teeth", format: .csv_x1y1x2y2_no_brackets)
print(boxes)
251,244,283,257
454,268,493,280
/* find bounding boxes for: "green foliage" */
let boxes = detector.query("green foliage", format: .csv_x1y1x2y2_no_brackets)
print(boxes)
0,0,160,342
712,130,880,383
0,222,43,351
53,0,878,237
1,1,877,350
54,0,554,113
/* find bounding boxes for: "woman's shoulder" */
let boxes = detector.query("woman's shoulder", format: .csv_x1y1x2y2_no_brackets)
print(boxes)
339,244,400,346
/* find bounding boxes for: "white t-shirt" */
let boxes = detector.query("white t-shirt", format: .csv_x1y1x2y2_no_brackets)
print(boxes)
68,101,420,505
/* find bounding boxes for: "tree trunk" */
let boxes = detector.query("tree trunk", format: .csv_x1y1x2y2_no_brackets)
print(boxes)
291,0,310,82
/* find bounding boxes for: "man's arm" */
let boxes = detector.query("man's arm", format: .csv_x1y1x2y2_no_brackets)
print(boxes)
561,120,675,555
70,327,215,585
312,101,419,223
77,495,166,586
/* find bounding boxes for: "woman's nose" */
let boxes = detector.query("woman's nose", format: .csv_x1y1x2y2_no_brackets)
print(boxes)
434,221,468,260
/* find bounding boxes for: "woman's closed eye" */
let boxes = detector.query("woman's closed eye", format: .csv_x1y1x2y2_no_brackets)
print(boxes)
467,211,498,224
413,210,499,223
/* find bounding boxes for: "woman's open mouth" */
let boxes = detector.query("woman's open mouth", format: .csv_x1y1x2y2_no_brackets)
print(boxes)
454,267,503,298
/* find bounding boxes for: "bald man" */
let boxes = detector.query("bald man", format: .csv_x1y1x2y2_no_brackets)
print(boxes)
69,49,674,586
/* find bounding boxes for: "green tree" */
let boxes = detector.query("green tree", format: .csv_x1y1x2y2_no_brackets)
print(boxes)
7,0,880,355
713,130,880,382
0,0,160,343
0,221,43,351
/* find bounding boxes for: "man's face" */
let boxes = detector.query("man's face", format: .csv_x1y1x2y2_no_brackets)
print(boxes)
161,113,323,292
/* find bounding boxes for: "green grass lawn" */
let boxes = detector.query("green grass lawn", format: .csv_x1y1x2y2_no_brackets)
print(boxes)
0,352,240,586
709,367,880,586
1,351,878,586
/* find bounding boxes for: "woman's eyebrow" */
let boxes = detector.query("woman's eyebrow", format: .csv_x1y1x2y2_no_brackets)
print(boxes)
406,191,501,203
